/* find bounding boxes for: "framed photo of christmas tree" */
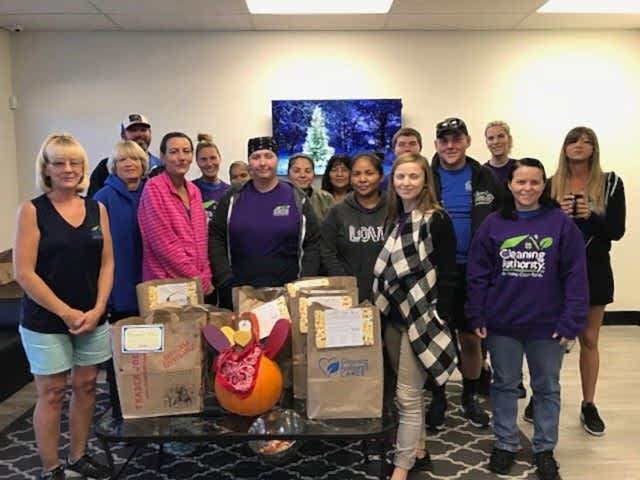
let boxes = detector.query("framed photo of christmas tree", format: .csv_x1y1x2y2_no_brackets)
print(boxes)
272,99,402,176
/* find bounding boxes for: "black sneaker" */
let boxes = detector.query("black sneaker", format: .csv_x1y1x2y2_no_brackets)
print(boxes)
489,447,515,475
534,450,560,480
523,398,534,424
461,394,490,428
478,366,492,397
518,381,527,399
65,454,110,479
426,394,447,430
580,402,605,436
414,450,433,471
40,465,65,480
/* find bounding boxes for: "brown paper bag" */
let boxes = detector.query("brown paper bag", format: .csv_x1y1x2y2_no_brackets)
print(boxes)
136,277,204,316
290,285,358,399
111,307,207,419
233,286,293,389
306,302,383,419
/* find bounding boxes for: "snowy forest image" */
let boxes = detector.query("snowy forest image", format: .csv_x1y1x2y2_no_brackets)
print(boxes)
272,99,402,175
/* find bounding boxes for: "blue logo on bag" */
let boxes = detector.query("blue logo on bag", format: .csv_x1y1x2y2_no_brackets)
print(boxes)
319,357,368,377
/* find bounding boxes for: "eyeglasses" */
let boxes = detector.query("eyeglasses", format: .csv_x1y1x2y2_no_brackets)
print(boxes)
48,159,83,169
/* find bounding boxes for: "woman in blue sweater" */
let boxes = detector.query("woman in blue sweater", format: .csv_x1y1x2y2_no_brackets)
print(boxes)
466,158,588,480
93,139,146,418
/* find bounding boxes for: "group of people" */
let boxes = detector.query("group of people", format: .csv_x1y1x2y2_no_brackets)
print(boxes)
13,112,625,480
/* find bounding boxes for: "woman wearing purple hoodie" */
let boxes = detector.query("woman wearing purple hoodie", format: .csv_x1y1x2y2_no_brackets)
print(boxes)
466,158,588,480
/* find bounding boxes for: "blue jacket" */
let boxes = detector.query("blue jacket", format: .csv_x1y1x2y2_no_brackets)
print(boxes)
94,174,144,314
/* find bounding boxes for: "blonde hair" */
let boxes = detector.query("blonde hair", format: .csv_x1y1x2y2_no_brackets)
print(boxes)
35,133,90,193
108,140,148,175
550,126,605,215
195,133,221,159
484,120,513,153
386,152,442,225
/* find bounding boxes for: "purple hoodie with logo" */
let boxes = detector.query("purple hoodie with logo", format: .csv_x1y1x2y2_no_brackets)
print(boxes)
465,207,588,340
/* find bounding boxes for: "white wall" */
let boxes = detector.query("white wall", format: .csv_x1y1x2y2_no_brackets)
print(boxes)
0,31,18,249
8,30,639,310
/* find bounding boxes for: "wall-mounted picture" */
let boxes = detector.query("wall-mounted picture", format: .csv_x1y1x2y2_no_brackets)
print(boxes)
272,98,402,175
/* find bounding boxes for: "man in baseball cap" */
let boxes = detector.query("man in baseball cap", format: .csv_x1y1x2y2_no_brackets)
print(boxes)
87,113,161,196
425,116,503,431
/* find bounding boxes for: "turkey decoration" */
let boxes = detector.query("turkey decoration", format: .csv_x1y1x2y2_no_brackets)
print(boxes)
202,312,290,416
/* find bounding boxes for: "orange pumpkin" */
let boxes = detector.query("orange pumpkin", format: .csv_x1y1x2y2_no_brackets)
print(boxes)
214,355,283,416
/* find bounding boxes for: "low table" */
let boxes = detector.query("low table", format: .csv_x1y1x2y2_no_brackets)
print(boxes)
95,400,397,479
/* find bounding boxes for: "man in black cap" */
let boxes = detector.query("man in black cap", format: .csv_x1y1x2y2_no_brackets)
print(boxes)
87,113,161,196
427,117,503,430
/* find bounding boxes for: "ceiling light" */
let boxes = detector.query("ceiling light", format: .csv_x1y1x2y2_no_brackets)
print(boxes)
538,0,640,14
245,0,393,15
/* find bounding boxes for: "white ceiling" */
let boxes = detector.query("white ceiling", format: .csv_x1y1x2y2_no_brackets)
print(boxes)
1,0,639,32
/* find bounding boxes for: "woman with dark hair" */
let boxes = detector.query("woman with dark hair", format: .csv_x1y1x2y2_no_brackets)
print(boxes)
466,158,588,480
288,153,334,221
209,136,320,309
321,154,351,203
543,127,625,436
138,132,213,294
373,152,457,480
15,133,113,479
193,133,230,222
321,152,386,302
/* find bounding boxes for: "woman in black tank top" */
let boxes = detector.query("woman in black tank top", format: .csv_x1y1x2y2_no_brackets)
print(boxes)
13,134,114,479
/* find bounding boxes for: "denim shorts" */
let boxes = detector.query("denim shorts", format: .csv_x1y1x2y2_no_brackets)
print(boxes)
19,323,112,375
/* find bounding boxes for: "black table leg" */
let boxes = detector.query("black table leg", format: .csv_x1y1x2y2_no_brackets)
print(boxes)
98,437,115,479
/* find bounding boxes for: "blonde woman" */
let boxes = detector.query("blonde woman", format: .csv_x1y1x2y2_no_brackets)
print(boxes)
484,120,516,185
373,152,458,480
193,133,230,221
540,127,625,437
14,134,113,479
93,139,147,419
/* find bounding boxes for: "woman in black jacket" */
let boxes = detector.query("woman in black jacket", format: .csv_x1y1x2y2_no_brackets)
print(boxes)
545,126,626,437
209,136,320,309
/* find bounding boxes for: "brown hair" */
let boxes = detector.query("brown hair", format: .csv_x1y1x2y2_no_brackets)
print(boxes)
386,152,442,225
195,133,221,159
392,127,422,149
550,126,605,215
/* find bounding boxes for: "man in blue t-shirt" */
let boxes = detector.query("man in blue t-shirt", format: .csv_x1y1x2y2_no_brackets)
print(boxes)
428,117,503,431
88,113,162,196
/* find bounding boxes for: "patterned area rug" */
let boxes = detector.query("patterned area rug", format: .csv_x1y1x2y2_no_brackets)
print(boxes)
0,383,536,479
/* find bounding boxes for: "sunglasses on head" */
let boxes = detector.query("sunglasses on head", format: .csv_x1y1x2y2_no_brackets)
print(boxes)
437,118,462,129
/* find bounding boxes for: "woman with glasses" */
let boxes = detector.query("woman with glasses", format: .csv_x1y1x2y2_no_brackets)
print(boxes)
287,153,334,221
14,133,113,479
544,127,625,437
321,154,352,203
466,158,588,480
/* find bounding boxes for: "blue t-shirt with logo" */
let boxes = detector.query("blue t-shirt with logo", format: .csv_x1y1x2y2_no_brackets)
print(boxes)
439,163,472,263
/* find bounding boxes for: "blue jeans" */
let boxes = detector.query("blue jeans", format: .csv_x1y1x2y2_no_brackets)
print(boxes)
487,334,565,453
